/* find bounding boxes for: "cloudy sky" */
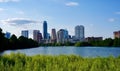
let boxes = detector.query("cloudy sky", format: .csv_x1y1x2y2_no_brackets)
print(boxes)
0,0,120,38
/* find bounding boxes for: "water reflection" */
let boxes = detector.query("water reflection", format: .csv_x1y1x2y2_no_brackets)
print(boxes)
2,47,120,57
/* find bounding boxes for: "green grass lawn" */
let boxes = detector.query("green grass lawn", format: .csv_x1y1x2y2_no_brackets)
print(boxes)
0,53,120,71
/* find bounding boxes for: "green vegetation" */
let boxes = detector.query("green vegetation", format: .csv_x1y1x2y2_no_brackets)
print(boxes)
0,53,120,71
75,38,120,47
0,28,39,52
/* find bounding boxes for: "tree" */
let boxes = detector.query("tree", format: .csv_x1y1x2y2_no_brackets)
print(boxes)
75,42,91,47
9,34,18,49
103,38,113,46
113,38,120,47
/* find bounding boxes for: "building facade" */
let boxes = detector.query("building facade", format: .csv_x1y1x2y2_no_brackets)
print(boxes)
75,25,85,42
5,32,11,39
51,29,57,43
33,30,42,43
21,30,29,38
57,29,69,43
43,21,48,40
114,31,120,38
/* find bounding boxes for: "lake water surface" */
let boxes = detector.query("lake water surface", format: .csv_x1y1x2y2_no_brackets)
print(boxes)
2,46,120,57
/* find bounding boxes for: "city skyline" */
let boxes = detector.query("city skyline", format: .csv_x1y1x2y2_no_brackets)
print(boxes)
0,0,120,38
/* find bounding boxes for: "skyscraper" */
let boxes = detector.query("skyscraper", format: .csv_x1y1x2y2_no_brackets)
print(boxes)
21,30,29,38
57,29,69,43
43,21,48,40
75,25,85,41
57,29,65,43
51,29,57,42
33,30,42,43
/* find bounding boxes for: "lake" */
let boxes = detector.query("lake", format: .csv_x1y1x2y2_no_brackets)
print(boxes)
2,46,120,57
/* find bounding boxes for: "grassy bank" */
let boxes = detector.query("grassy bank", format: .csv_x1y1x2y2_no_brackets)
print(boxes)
0,53,120,71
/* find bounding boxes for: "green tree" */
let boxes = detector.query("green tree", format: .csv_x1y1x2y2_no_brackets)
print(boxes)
103,38,113,46
113,38,120,47
75,42,91,47
9,34,18,49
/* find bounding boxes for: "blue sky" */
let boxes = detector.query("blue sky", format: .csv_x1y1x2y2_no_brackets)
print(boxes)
0,0,120,38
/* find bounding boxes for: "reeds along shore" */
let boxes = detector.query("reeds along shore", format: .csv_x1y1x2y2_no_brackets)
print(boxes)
0,53,120,71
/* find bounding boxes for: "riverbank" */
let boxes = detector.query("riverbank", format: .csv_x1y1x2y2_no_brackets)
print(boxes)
0,53,120,71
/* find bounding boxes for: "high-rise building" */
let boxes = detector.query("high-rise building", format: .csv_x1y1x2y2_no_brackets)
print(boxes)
64,29,69,42
75,25,85,41
57,29,69,43
57,29,65,43
5,32,11,39
33,30,42,43
43,21,48,40
21,30,29,38
51,29,57,42
114,31,120,38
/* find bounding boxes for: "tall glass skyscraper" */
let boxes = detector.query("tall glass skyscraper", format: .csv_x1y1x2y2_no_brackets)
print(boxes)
43,21,48,40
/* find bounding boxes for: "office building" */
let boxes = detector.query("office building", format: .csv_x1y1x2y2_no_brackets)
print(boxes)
51,29,57,43
33,30,42,43
57,29,69,43
75,25,85,42
21,30,29,38
64,29,69,42
5,32,11,39
43,21,48,40
114,31,120,38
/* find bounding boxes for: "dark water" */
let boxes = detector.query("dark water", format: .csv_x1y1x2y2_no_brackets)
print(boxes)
2,46,120,57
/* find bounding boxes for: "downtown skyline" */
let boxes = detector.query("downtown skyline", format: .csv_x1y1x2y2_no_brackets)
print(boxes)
0,0,120,38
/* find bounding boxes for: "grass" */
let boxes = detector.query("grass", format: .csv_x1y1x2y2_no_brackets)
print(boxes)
0,53,120,71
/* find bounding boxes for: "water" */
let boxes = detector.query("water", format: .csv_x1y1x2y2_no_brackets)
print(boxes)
2,46,120,57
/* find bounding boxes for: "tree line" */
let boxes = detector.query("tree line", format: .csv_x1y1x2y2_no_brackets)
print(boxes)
75,38,120,47
0,28,39,52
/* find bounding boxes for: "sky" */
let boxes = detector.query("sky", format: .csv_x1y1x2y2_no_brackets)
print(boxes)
0,0,120,39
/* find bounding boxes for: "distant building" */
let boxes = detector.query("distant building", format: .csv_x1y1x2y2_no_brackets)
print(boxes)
21,30,29,38
51,29,57,43
75,25,85,42
57,29,69,43
85,37,103,42
5,32,11,39
33,30,42,43
64,29,69,42
43,21,48,40
114,31,120,38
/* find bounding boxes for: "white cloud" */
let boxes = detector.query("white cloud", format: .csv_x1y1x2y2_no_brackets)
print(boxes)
115,12,120,15
1,18,39,26
17,11,24,15
108,18,115,22
65,2,79,6
0,0,19,3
